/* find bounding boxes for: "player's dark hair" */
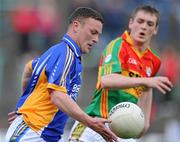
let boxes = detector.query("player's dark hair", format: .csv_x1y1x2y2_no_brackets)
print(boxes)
68,7,104,24
131,5,160,27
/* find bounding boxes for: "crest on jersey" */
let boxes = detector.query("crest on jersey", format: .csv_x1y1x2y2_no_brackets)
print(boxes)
105,54,112,63
146,67,152,77
128,58,137,65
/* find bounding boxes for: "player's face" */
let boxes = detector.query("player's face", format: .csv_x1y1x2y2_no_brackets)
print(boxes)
76,18,103,54
129,10,158,44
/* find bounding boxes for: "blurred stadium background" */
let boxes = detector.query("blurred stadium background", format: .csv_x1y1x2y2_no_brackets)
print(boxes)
0,0,180,141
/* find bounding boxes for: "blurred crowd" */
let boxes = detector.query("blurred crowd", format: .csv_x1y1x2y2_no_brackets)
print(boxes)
0,0,180,142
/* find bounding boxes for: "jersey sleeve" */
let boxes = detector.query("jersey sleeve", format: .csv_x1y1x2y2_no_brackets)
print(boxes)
32,58,39,70
46,47,74,93
26,58,39,72
101,38,123,75
152,59,161,76
150,48,161,76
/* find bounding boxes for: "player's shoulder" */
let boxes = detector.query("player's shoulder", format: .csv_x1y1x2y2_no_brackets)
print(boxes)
38,42,72,65
52,42,67,51
105,37,123,51
50,42,75,57
109,36,123,45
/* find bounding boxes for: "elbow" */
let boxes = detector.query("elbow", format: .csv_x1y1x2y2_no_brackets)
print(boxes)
146,123,150,130
138,122,150,138
144,122,150,133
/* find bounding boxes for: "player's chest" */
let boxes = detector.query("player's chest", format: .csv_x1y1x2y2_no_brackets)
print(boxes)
121,51,154,77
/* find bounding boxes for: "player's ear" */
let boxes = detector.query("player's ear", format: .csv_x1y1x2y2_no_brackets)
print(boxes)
128,18,133,30
153,25,159,35
72,20,81,33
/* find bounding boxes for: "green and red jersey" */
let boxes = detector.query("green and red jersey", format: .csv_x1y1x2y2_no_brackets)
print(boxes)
85,31,161,118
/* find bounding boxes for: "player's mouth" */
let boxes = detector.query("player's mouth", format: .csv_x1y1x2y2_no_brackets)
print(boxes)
138,32,146,38
88,43,92,48
140,32,145,36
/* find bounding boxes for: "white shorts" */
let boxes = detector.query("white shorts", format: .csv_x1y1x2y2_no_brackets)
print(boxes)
5,115,65,142
68,121,137,142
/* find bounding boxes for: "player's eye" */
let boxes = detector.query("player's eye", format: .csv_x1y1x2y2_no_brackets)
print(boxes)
137,19,144,24
147,21,155,27
91,30,98,35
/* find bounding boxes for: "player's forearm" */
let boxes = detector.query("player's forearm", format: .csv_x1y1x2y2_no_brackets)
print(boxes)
51,91,93,126
101,73,148,89
138,88,152,136
22,77,31,92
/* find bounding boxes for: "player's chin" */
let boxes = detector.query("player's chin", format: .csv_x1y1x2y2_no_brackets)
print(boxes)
82,48,91,54
136,37,146,43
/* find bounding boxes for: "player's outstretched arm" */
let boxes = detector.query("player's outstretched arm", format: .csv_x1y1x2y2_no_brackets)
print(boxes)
8,111,18,125
50,90,118,142
101,73,173,94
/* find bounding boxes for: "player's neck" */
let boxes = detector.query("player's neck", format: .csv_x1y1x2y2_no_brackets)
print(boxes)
133,41,150,53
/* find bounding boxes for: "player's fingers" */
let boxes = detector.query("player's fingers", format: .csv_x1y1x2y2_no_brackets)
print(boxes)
94,118,117,141
8,112,18,125
8,115,17,124
8,111,16,117
156,85,166,94
8,120,14,125
99,131,110,142
159,82,172,92
102,133,117,142
101,118,112,123
167,80,173,88
160,77,173,88
100,125,118,142
8,120,13,125
105,128,118,141
8,114,17,121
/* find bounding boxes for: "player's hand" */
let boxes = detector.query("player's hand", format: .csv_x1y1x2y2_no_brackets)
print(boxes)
8,111,18,125
145,76,173,94
88,117,118,142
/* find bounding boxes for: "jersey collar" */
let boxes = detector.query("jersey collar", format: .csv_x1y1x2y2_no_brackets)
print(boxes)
121,30,133,46
121,30,150,57
62,34,82,57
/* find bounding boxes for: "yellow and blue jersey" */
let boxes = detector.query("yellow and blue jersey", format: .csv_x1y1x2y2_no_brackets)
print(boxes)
15,34,82,142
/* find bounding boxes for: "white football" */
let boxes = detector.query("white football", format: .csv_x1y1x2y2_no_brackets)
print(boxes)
108,102,145,139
